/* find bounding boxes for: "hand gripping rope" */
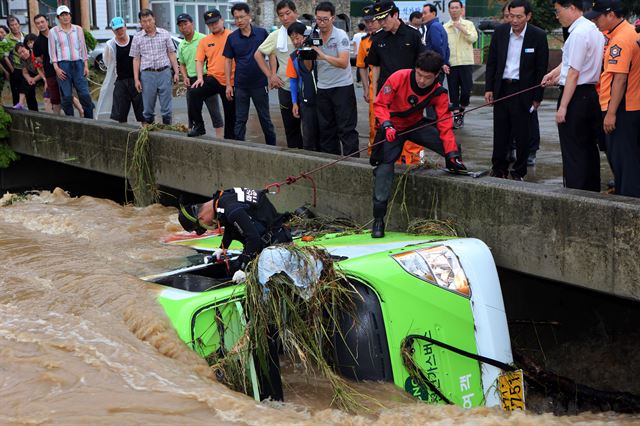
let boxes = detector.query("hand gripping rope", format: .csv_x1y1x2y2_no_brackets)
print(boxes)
264,84,543,206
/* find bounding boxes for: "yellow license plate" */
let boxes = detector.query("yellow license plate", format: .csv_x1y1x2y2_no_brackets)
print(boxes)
499,369,525,411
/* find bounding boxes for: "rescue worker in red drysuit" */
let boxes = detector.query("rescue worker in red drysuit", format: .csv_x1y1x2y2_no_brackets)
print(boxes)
370,51,466,238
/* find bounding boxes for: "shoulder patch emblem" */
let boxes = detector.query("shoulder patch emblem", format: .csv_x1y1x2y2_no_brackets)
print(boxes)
609,44,621,59
341,38,349,47
383,85,392,94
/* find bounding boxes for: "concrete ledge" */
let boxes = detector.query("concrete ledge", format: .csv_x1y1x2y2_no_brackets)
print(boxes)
7,110,640,301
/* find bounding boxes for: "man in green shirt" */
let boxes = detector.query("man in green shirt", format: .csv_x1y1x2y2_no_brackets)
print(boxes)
177,13,223,138
4,16,27,106
254,0,303,148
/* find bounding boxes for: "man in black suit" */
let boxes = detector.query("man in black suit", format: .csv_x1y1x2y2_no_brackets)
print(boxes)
485,0,548,180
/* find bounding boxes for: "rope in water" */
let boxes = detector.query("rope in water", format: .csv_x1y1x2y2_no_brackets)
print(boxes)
264,83,544,206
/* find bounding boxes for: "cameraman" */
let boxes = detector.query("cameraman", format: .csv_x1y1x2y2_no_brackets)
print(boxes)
286,22,319,151
312,1,360,156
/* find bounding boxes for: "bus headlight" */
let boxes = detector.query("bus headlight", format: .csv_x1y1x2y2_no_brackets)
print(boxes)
391,245,470,297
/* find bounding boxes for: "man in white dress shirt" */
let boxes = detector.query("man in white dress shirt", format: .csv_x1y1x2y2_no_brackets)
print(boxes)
542,0,605,191
484,0,548,180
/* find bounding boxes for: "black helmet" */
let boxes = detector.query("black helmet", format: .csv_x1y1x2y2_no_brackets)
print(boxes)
178,203,207,235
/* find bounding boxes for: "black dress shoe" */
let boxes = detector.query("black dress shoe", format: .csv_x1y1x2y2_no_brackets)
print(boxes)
371,218,385,238
489,169,507,179
188,124,206,137
527,151,536,166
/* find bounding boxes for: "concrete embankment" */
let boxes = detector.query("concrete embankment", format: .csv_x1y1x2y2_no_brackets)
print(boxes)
7,110,640,301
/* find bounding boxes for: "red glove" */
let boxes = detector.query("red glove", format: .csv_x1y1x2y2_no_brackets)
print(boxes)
381,121,396,142
385,127,396,142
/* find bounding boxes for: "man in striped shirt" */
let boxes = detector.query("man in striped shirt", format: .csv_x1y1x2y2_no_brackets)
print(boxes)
130,9,180,125
48,5,93,119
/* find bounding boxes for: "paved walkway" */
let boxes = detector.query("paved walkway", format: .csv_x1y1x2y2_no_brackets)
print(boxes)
5,80,612,190
167,85,612,190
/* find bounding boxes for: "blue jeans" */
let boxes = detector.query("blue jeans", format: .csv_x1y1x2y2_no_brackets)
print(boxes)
140,68,173,124
234,86,276,146
57,60,93,118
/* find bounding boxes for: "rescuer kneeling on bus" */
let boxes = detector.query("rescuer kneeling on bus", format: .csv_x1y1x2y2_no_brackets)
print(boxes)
370,51,466,238
178,187,292,282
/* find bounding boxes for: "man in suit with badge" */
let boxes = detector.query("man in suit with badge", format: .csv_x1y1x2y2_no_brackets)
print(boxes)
484,0,548,180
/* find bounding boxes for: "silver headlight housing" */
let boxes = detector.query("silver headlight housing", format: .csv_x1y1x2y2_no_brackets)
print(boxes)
391,245,470,297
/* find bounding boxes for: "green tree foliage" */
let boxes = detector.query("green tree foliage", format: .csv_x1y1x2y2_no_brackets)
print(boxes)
84,29,97,51
0,39,13,57
0,143,18,168
0,106,18,169
530,0,559,32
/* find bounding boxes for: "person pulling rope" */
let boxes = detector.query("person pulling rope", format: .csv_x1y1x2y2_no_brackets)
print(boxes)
265,51,542,239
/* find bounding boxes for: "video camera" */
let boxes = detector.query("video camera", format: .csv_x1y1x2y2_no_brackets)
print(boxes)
297,26,322,60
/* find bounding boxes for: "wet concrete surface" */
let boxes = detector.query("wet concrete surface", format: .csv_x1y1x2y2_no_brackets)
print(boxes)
110,80,613,191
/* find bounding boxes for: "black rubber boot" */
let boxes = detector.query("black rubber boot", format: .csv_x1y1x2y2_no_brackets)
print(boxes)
371,218,385,238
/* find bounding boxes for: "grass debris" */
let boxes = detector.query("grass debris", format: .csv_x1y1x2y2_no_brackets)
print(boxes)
208,245,375,411
406,218,460,237
125,123,187,205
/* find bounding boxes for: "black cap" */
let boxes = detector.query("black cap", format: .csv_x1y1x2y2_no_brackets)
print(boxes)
584,0,621,19
178,204,207,235
204,9,222,24
176,13,193,24
372,1,396,20
363,5,375,20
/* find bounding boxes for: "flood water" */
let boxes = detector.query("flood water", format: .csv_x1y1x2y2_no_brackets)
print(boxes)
1,189,638,424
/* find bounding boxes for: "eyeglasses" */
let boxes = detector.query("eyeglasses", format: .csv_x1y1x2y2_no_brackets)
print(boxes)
554,6,570,15
315,16,332,23
233,14,249,21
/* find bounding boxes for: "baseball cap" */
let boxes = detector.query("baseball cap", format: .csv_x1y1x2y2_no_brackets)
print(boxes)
176,13,193,24
111,17,125,30
203,9,222,24
362,5,375,21
372,1,396,20
56,5,71,16
584,0,622,19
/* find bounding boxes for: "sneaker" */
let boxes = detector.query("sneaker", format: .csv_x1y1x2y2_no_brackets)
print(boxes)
187,123,206,137
13,103,25,110
510,172,524,181
527,151,536,167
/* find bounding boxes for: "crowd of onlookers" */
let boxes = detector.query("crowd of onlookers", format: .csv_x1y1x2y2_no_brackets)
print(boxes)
0,7,92,117
1,0,639,198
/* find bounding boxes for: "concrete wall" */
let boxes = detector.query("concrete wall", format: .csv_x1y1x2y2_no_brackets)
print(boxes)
7,110,640,301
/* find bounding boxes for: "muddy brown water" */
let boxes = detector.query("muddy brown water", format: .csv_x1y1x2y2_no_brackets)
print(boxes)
1,189,637,424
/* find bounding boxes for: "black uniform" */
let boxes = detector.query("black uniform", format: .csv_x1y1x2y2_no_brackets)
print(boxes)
214,188,291,270
365,22,426,93
112,37,144,123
